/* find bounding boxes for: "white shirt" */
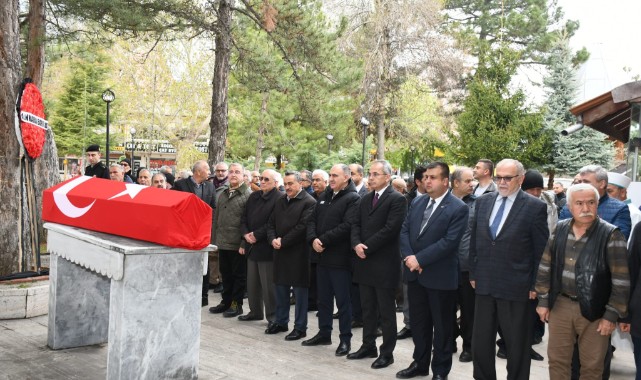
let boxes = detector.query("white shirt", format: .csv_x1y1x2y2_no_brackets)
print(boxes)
355,182,364,193
419,191,448,234
374,185,390,200
474,184,490,197
489,191,518,236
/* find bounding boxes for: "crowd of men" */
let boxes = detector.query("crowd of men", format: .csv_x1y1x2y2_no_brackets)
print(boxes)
83,142,641,380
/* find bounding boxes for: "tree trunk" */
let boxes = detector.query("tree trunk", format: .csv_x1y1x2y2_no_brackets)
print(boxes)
0,0,26,276
376,116,385,160
26,0,45,87
253,92,269,171
28,0,60,265
208,0,233,167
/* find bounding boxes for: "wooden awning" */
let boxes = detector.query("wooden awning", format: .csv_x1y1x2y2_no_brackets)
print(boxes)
570,80,641,143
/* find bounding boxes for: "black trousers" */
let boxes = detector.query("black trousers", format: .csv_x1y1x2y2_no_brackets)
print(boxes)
360,284,397,357
202,252,210,304
457,271,476,353
408,281,457,376
472,294,532,380
219,249,247,305
317,266,352,342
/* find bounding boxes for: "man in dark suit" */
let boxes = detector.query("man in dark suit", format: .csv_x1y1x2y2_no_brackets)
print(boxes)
396,162,469,379
173,160,217,307
469,159,549,380
347,160,407,369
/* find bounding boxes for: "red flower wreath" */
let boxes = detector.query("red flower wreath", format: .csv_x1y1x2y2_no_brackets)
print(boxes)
18,82,48,159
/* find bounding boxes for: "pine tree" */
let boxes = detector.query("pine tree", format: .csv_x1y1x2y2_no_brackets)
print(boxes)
455,49,550,168
543,37,613,176
48,48,110,156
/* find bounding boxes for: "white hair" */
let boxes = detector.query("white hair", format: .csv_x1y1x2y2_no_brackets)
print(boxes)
312,169,329,181
567,183,600,205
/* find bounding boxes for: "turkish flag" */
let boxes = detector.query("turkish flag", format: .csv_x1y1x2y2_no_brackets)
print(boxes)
42,176,212,250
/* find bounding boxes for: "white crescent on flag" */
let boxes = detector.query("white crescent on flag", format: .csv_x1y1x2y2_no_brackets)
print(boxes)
52,176,96,218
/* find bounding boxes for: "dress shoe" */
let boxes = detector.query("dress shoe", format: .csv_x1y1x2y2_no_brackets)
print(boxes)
302,333,332,346
397,327,412,340
222,302,243,318
209,302,229,314
496,347,507,359
202,298,208,307
335,341,351,356
212,283,223,293
530,348,544,361
396,362,429,379
332,312,340,319
432,375,448,380
371,355,394,369
351,320,364,328
346,346,377,360
458,350,472,363
238,314,262,321
265,323,288,334
285,329,306,341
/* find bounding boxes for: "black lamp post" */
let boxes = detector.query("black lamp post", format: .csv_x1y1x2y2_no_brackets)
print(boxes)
326,134,334,155
101,89,115,168
360,116,370,166
130,127,136,170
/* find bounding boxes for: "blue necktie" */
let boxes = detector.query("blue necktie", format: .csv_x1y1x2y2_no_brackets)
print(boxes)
490,197,507,239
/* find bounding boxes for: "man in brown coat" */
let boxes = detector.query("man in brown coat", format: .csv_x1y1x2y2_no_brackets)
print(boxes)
266,171,316,340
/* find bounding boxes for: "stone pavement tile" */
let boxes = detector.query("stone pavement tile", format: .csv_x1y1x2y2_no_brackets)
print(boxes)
0,290,636,380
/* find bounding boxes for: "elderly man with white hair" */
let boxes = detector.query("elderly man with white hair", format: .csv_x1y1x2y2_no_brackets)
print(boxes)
535,183,629,380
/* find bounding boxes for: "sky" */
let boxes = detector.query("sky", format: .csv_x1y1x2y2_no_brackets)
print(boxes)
558,0,641,103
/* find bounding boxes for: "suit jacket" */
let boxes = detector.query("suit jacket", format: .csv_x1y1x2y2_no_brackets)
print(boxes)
469,190,549,301
357,184,368,198
172,176,216,210
400,191,469,290
350,186,407,289
268,191,316,287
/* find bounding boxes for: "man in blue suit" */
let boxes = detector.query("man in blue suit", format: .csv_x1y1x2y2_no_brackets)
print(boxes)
469,159,549,380
396,161,469,380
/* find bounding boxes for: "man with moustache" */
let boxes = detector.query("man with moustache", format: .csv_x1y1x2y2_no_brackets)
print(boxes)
472,159,496,197
266,171,316,340
311,169,329,200
395,162,469,379
347,160,407,369
238,169,282,325
151,173,167,189
469,159,549,380
535,183,629,379
173,160,217,307
136,169,151,186
209,163,251,317
303,164,360,357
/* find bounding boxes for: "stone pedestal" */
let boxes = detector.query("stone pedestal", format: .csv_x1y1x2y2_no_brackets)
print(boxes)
45,223,214,380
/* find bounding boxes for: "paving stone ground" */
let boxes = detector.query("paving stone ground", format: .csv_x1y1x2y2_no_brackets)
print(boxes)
0,290,636,379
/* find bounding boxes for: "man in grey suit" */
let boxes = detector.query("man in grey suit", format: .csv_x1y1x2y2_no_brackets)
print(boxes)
469,159,549,380
396,162,469,379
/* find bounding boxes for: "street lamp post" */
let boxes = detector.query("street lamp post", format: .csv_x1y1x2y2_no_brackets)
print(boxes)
101,89,115,168
130,127,136,170
326,134,334,155
360,116,370,166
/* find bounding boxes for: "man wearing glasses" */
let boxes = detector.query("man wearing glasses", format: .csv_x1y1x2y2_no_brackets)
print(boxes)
300,170,314,195
469,159,549,380
211,162,229,190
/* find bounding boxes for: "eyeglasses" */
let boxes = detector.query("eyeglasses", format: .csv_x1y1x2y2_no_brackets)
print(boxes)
494,175,520,183
368,172,385,177
259,177,271,182
301,178,311,183
229,170,242,175
215,169,228,172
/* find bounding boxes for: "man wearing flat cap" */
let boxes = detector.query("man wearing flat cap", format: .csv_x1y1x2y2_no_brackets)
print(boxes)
84,144,109,179
607,171,641,235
